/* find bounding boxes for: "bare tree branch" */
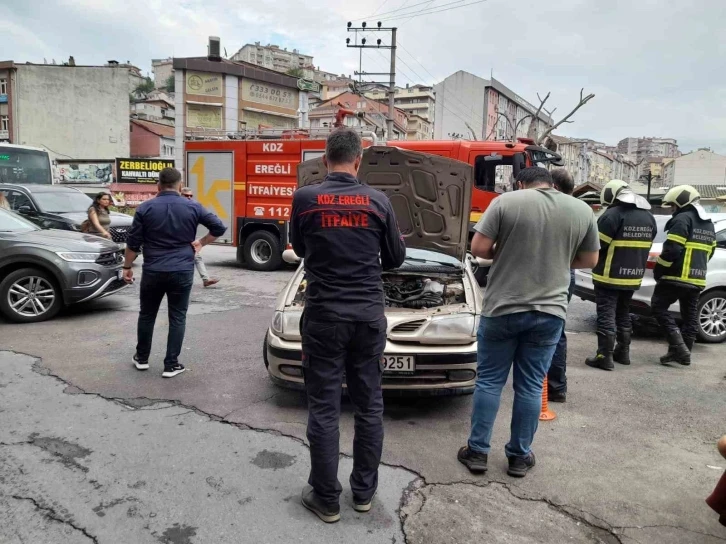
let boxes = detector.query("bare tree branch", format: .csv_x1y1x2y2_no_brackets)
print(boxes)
527,92,550,140
537,88,595,144
465,122,478,141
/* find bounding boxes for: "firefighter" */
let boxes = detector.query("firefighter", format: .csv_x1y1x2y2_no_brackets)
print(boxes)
290,128,406,523
586,180,657,371
652,185,716,366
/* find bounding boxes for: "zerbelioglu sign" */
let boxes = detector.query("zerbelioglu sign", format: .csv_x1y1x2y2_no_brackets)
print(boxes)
116,159,175,184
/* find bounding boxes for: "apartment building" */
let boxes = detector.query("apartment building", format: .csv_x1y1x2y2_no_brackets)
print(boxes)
309,91,408,140
230,43,314,79
364,83,435,122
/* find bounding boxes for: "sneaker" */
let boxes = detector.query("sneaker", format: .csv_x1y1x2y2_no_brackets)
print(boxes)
301,485,340,523
203,278,219,288
162,364,186,378
507,451,536,478
353,492,375,513
548,390,566,403
457,446,488,474
133,354,149,371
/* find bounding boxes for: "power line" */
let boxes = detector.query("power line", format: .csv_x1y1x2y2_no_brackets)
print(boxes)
351,0,460,22
376,0,488,22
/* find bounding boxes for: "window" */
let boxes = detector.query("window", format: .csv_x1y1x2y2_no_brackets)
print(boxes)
0,116,8,131
716,227,726,249
5,190,34,211
0,78,6,95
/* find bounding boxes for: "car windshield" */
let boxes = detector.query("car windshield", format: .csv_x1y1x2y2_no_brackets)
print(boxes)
33,191,93,213
405,247,461,267
0,209,39,233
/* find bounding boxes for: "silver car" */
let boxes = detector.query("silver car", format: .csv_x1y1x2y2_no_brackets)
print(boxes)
574,213,726,343
264,147,482,395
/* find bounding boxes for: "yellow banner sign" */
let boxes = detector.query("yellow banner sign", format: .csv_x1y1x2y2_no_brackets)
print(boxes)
186,71,223,97
187,104,222,129
241,80,297,110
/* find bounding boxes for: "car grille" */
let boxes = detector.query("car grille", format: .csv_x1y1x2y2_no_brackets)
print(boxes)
102,279,127,295
109,226,129,243
96,250,124,267
391,319,426,333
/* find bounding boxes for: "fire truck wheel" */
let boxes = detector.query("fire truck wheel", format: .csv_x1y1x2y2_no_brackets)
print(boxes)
243,230,282,271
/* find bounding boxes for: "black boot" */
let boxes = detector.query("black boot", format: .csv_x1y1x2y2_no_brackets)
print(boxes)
585,332,615,371
660,329,691,366
613,328,632,365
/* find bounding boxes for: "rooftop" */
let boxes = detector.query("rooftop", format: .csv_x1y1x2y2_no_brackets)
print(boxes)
131,119,175,139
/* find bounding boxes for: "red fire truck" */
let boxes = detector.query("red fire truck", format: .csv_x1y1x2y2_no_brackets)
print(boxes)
183,129,562,270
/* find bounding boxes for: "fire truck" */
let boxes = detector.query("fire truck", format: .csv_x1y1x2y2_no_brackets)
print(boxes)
183,128,562,270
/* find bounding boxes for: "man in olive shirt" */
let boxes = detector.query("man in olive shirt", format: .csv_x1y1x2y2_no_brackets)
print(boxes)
458,167,599,478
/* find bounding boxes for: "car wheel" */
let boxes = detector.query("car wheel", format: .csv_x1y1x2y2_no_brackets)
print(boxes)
243,231,282,271
0,268,63,323
697,290,726,343
262,331,270,368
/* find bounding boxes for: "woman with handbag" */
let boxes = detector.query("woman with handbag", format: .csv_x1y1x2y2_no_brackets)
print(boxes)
82,192,113,239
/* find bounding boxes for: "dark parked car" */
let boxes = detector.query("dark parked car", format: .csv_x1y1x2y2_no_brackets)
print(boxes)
0,184,133,244
0,208,128,323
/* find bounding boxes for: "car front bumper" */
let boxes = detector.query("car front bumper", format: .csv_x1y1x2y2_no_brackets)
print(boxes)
63,263,128,305
266,330,477,396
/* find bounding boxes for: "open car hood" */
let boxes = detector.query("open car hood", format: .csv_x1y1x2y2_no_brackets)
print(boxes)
297,146,473,261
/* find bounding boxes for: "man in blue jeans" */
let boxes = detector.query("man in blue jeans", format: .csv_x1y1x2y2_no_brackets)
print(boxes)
123,167,226,378
458,167,599,478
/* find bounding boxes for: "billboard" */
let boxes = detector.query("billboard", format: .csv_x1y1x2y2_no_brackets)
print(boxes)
186,71,223,97
241,80,297,110
186,104,222,129
115,158,175,184
57,161,113,185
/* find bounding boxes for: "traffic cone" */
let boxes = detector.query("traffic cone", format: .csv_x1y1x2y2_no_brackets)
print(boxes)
539,376,556,421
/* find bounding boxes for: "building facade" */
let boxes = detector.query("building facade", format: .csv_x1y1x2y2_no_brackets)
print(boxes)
433,71,550,141
406,114,432,140
0,61,130,160
130,119,175,158
131,98,175,125
172,56,306,168
617,136,680,177
152,58,174,88
364,84,435,125
309,91,408,140
230,43,314,79
661,148,726,187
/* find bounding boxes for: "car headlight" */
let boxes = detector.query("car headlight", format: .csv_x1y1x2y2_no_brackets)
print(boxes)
271,311,284,335
55,252,99,263
421,315,476,342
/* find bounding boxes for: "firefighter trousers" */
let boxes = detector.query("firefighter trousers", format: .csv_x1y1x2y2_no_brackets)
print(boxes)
595,286,635,334
301,314,387,509
651,282,700,344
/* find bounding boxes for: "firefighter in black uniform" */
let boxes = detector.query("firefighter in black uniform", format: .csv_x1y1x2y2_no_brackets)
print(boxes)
586,180,657,371
652,185,716,366
290,128,406,523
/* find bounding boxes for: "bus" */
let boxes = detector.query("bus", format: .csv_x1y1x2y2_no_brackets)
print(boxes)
0,144,53,185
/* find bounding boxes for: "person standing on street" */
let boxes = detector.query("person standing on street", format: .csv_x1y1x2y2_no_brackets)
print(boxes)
181,187,220,288
458,167,599,478
123,167,226,378
290,128,406,523
651,185,716,366
585,180,656,371
547,169,576,403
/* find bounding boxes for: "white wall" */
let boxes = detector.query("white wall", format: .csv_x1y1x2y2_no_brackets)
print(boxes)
16,65,130,160
673,150,726,186
434,71,486,140
174,70,185,171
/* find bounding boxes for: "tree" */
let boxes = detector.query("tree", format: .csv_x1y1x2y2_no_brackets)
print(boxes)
526,89,595,145
134,76,155,97
286,68,305,78
165,74,175,93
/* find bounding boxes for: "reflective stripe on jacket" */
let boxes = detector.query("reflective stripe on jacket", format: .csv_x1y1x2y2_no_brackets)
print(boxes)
654,206,716,289
592,203,657,290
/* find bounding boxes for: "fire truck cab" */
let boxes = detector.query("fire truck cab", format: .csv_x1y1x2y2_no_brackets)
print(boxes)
183,129,562,271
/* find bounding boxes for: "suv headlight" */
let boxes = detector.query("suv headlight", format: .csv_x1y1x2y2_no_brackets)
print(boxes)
56,252,99,263
421,315,476,342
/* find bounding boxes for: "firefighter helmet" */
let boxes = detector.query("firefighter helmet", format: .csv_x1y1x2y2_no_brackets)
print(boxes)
600,180,629,206
662,185,701,209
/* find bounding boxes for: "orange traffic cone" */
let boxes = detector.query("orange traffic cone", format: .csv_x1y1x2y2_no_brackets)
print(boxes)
539,376,556,421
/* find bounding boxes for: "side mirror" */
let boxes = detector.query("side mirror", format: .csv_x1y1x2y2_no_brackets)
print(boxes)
512,152,526,184
18,205,34,215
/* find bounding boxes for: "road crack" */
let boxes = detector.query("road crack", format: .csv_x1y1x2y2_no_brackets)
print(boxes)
11,495,99,543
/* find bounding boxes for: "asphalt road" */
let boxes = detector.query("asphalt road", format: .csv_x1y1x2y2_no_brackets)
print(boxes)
1,245,725,543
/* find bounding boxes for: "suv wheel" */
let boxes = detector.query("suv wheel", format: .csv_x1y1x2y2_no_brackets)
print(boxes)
0,268,63,323
697,290,726,343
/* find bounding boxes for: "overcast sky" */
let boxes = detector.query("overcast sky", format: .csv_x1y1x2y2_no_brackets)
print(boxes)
4,0,725,153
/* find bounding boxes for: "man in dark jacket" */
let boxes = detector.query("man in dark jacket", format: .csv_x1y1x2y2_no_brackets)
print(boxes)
586,180,657,371
290,128,406,523
652,185,716,365
123,167,226,378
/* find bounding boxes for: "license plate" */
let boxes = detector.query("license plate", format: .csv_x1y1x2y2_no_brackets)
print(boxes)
382,355,415,374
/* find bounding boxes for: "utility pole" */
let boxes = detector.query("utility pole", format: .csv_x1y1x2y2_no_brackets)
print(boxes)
346,22,397,140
